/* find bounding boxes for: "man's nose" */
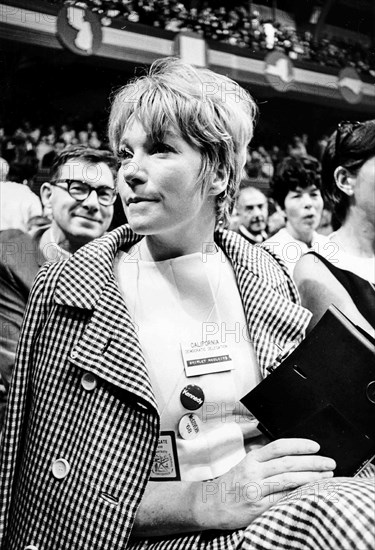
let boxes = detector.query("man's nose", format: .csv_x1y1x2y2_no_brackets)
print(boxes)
81,189,100,209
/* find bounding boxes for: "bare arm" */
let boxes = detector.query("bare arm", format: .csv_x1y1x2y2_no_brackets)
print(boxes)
294,254,374,336
132,439,335,536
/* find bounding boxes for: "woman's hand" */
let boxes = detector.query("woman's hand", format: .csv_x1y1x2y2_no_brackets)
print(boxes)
201,438,336,531
132,438,335,536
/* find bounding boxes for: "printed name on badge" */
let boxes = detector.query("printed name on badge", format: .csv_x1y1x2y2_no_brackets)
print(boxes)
150,431,181,481
180,339,234,377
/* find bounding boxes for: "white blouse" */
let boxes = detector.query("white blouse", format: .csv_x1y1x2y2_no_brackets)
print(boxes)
114,244,266,481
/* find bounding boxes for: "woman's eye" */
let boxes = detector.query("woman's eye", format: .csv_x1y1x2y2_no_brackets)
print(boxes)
118,148,133,160
151,142,173,154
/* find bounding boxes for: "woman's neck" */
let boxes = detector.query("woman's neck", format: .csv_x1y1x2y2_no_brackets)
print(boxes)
332,212,375,258
140,219,217,262
285,221,314,247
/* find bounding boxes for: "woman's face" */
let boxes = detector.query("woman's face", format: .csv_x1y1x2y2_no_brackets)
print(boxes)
352,155,375,220
117,119,218,243
284,184,324,242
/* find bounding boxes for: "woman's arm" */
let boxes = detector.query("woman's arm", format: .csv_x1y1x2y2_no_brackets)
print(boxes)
294,254,374,335
132,438,335,536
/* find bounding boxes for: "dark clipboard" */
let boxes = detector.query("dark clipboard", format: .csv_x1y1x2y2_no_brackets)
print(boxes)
241,305,375,477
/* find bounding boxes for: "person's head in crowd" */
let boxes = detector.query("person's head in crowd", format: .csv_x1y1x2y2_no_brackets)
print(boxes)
236,185,268,239
109,57,257,237
0,157,9,181
40,145,117,252
271,155,324,245
321,120,375,227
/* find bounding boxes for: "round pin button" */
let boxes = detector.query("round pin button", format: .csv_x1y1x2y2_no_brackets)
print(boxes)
178,413,202,440
180,385,205,411
81,372,97,391
52,458,70,480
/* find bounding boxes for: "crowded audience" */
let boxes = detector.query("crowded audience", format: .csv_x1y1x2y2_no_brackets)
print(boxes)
73,0,375,77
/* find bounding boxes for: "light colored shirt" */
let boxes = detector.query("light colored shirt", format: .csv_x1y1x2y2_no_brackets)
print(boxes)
114,245,265,481
264,227,329,276
0,181,42,232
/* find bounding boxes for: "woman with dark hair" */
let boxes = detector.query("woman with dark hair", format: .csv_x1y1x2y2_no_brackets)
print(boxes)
294,120,375,334
264,155,329,276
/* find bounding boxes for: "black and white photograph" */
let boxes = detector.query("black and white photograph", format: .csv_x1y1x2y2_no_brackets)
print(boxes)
0,1,374,548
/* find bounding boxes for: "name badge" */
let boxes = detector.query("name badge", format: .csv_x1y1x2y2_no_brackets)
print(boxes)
180,339,234,377
149,431,180,481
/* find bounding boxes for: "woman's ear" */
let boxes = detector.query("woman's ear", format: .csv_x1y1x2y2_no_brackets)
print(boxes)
208,167,228,196
334,166,355,196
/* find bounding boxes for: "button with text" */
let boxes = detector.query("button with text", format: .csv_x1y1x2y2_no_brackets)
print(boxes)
178,413,202,440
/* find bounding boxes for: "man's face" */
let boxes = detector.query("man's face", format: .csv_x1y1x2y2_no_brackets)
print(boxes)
236,187,268,234
41,158,115,247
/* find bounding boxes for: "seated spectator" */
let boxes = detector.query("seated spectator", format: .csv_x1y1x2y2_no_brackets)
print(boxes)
0,145,117,428
0,155,42,232
41,138,66,168
234,185,269,244
2,55,374,550
294,120,375,335
264,155,329,275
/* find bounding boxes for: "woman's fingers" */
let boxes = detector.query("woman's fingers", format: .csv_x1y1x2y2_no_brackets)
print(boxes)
260,454,336,478
254,438,321,462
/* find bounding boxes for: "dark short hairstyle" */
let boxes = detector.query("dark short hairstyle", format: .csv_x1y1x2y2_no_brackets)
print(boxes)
271,155,322,209
321,120,375,223
51,145,118,182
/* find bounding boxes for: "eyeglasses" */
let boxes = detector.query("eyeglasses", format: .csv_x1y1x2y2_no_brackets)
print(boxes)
335,120,362,164
51,179,117,206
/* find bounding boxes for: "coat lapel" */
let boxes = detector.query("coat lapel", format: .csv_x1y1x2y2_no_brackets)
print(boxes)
54,225,158,411
215,229,311,378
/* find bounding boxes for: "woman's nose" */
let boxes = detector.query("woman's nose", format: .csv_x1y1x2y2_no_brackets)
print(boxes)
122,159,147,188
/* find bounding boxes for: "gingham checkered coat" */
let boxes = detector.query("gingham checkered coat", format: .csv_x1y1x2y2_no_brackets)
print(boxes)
0,225,325,549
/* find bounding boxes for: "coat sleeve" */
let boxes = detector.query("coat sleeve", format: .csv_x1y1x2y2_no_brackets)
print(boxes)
0,260,65,545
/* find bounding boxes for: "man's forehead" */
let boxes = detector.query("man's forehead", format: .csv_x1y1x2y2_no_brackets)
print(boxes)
60,159,115,187
240,187,267,205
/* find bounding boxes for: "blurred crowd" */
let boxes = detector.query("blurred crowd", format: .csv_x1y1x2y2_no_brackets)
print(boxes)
75,0,375,77
0,120,104,185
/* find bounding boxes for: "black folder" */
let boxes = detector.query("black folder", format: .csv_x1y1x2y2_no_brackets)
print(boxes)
241,305,375,477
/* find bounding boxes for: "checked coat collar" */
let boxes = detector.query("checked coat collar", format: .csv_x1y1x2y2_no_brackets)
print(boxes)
54,224,310,383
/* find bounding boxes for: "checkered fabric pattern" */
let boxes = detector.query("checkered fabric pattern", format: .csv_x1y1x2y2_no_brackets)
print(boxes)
0,225,317,548
127,472,375,550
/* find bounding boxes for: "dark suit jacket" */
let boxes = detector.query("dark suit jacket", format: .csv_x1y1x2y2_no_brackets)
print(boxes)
0,228,46,427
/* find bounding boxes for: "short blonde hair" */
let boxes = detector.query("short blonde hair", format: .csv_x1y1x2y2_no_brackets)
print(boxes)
108,57,257,227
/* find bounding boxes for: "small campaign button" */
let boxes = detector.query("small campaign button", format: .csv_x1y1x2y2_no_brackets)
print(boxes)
81,372,97,391
178,413,202,440
180,384,205,410
52,458,70,479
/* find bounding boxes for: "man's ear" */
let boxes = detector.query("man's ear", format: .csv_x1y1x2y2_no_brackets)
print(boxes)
334,166,355,197
40,182,53,208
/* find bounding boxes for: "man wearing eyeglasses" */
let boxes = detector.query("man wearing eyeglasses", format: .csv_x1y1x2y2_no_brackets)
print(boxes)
0,145,118,429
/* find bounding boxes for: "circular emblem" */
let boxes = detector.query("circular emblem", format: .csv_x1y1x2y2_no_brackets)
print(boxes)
180,385,205,411
178,413,202,440
264,51,294,92
57,6,102,56
338,67,363,104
